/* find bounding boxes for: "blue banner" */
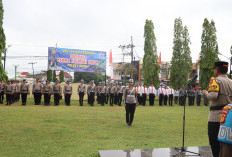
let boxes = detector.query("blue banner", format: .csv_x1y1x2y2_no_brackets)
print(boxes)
48,47,106,73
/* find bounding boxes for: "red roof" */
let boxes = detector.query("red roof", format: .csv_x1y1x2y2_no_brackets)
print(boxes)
21,72,29,75
64,72,72,78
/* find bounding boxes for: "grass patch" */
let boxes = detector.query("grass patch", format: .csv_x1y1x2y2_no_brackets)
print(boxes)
0,99,209,157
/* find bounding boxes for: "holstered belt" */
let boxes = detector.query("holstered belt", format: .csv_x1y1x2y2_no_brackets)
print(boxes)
210,105,226,111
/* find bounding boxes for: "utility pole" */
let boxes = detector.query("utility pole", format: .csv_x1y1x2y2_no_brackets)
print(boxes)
14,65,17,80
118,36,135,63
28,62,36,79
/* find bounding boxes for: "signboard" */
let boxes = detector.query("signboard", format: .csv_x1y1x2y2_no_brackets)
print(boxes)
48,47,106,73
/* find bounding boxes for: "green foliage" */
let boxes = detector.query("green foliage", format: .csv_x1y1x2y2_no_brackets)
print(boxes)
200,18,219,89
170,18,192,89
52,70,56,82
59,70,65,83
74,72,105,85
0,0,7,82
47,70,53,82
230,45,232,56
142,19,160,87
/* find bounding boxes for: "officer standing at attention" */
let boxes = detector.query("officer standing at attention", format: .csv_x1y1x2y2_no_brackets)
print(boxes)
96,82,101,104
138,82,143,105
105,84,109,104
158,84,164,106
123,79,138,126
78,79,86,106
0,79,5,104
43,80,52,105
114,82,119,105
11,80,15,104
142,84,147,106
117,82,123,106
20,79,30,106
148,83,156,106
32,78,43,105
196,88,202,106
15,80,20,102
100,82,106,106
203,61,232,157
168,86,174,106
87,80,96,106
53,80,62,106
4,80,13,105
63,80,72,106
163,86,168,106
109,82,115,106
174,88,179,105
179,86,186,106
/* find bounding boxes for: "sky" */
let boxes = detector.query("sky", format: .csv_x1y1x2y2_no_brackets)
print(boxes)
2,0,232,76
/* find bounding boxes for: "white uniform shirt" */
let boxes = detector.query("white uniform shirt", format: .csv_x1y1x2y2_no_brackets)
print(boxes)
168,88,175,95
164,89,168,96
174,90,179,97
142,87,148,95
148,86,156,95
138,85,144,96
158,87,164,95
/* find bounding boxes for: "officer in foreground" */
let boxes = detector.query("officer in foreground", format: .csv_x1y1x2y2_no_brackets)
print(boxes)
53,79,62,106
203,61,232,157
78,79,86,106
123,79,138,126
20,79,30,106
63,80,72,106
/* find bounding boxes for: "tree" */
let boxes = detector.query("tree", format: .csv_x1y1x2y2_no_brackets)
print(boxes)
170,18,192,89
74,72,104,85
47,70,52,82
59,70,65,83
0,0,7,82
52,70,56,82
142,19,160,87
200,18,219,89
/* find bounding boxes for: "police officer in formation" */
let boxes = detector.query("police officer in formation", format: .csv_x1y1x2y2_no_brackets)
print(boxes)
203,61,232,157
105,84,109,104
188,87,195,106
43,80,52,105
32,78,43,105
4,80,13,105
53,79,62,106
20,79,30,106
123,79,137,126
108,82,115,106
117,82,123,106
148,83,156,106
96,82,101,104
168,86,174,106
158,84,164,106
0,79,5,104
78,79,86,106
174,88,179,104
15,80,20,102
87,80,96,106
99,82,107,106
196,88,202,106
142,84,147,106
114,82,118,105
63,80,72,106
179,86,186,106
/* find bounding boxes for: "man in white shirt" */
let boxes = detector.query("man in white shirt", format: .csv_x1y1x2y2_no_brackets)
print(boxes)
168,86,174,106
164,86,168,105
142,84,148,106
148,83,156,106
174,88,179,104
158,84,164,106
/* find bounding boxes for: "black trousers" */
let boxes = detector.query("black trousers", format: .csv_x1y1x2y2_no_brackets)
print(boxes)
21,93,27,105
11,94,14,104
44,93,50,105
54,93,60,106
125,104,136,125
65,94,71,106
87,94,90,104
16,93,20,101
208,122,220,157
197,95,201,106
179,96,185,106
192,96,195,105
118,93,123,106
174,96,178,104
79,92,84,106
114,94,118,104
34,92,42,105
6,94,11,105
106,94,109,104
169,94,173,106
142,94,147,106
149,94,155,106
89,92,95,106
109,93,114,106
137,94,141,105
97,93,100,104
164,95,168,105
100,93,106,106
159,94,163,106
0,91,4,103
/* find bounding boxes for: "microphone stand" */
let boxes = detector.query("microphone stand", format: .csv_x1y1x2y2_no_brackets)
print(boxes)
174,75,200,157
